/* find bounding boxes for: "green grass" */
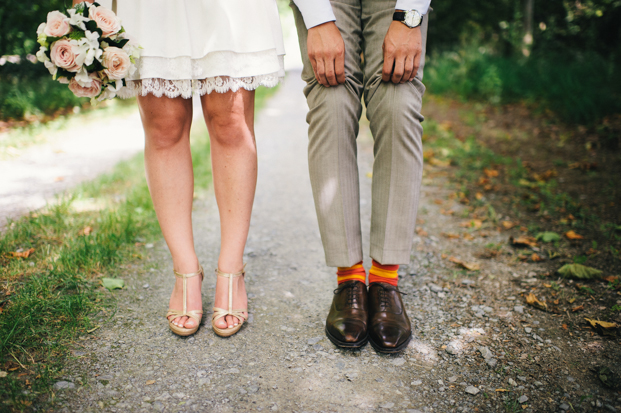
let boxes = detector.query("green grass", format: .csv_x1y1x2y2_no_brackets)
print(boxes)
424,47,621,125
0,85,277,410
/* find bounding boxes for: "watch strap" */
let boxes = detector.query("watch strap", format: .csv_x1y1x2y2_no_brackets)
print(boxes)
393,11,406,22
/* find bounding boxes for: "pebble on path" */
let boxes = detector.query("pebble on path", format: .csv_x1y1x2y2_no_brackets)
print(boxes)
465,386,480,395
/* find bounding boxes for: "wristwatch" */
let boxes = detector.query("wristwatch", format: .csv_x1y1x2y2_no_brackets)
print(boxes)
393,10,423,28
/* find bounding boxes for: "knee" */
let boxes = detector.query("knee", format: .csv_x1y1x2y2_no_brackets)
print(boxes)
307,80,362,119
366,80,424,122
145,112,191,151
205,110,250,148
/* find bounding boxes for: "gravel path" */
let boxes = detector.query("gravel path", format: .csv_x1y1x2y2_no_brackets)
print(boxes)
0,108,145,230
57,73,621,413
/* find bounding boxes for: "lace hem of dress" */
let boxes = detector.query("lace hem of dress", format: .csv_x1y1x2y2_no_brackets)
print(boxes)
116,73,282,99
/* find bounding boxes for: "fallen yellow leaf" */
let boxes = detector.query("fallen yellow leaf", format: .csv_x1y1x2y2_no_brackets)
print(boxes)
443,232,461,239
584,318,618,336
475,192,483,200
483,168,499,178
9,248,35,259
585,318,618,330
510,236,539,248
460,219,483,230
449,256,481,271
416,227,428,237
146,380,156,385
531,253,543,262
502,221,517,229
565,230,585,240
463,233,475,241
429,158,451,167
526,293,548,311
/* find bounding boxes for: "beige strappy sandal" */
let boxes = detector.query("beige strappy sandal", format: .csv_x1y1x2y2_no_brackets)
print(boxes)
212,265,248,337
166,265,204,337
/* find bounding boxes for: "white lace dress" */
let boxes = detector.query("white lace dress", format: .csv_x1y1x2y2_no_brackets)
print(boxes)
116,0,285,98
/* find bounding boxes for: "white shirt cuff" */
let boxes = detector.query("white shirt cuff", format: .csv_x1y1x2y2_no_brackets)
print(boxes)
292,0,337,29
395,0,432,15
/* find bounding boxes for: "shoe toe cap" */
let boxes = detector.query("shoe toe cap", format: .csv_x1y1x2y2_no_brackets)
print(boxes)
328,319,367,343
371,323,411,348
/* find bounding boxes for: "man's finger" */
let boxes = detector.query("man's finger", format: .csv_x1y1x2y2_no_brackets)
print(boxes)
310,57,320,83
324,57,338,86
335,50,346,84
315,58,329,87
411,49,422,81
391,55,406,84
402,55,415,83
382,52,394,82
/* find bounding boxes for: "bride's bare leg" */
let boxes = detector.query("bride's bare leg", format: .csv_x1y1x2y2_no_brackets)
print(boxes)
138,94,202,329
200,89,256,330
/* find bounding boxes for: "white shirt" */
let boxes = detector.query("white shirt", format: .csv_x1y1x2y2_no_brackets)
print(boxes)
293,0,431,29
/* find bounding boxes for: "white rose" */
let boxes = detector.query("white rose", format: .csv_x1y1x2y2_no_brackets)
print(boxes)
36,47,49,63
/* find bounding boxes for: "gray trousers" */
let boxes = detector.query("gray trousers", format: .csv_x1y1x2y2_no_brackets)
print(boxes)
292,0,428,267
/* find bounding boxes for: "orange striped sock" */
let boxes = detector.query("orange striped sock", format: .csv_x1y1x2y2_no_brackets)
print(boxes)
368,260,399,287
337,262,366,285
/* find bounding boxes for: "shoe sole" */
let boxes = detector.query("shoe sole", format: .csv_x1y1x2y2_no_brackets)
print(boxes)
212,321,244,338
368,333,412,354
325,326,368,349
169,322,199,337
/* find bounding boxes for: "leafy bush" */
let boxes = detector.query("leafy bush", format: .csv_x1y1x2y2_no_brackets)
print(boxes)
424,46,621,125
0,61,87,121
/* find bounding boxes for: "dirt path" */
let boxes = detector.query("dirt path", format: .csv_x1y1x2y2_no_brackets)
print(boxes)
55,73,621,413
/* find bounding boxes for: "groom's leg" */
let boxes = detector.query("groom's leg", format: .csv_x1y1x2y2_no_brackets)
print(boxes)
291,1,365,267
362,0,428,265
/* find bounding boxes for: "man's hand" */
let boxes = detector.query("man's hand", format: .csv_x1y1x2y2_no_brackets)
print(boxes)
307,22,346,87
382,21,422,84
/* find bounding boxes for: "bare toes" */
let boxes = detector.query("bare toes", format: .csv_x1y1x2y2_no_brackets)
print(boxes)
215,317,228,329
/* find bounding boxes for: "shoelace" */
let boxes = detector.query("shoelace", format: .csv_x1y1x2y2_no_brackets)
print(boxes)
375,284,408,311
334,283,360,307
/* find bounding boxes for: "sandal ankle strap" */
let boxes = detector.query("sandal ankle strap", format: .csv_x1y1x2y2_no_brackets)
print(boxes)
215,263,246,279
174,265,204,280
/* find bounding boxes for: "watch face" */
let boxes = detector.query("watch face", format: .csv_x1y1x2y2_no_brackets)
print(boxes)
405,10,422,28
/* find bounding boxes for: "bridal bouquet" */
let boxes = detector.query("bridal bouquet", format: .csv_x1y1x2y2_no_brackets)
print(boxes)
35,2,140,101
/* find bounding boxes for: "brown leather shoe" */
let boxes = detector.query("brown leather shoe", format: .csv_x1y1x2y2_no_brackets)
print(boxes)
325,280,368,348
368,282,412,353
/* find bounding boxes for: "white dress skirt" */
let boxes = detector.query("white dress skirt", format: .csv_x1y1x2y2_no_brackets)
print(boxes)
116,0,285,98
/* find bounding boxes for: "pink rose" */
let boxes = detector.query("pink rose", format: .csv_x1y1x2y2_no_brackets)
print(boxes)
89,6,121,38
68,75,102,98
44,11,71,37
50,40,81,72
102,47,130,80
